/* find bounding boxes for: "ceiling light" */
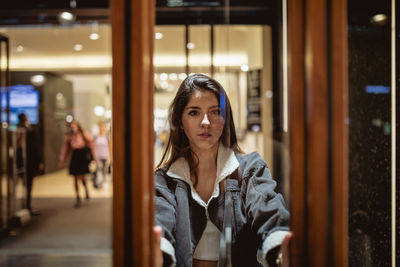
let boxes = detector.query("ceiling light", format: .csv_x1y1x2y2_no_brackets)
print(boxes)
240,64,249,72
16,45,24,52
94,106,105,116
178,73,187,80
169,73,178,80
370,14,388,25
70,0,77,8
73,44,83,51
90,32,100,40
160,73,168,81
89,21,100,40
155,32,163,40
30,75,46,86
57,11,76,24
186,42,195,50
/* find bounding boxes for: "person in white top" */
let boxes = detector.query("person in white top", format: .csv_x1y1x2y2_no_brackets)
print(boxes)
92,121,111,189
153,74,291,267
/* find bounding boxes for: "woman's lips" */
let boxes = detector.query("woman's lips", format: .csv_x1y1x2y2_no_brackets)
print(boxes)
199,133,211,138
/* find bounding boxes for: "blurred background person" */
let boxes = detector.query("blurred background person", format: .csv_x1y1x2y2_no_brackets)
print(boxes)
58,120,96,208
16,113,44,215
92,120,110,189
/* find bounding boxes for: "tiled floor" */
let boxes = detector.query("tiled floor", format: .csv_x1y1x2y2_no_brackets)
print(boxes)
0,170,112,267
32,169,113,198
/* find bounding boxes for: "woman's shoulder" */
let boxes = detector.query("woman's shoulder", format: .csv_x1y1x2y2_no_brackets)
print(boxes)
82,131,93,140
235,151,267,167
154,167,176,188
154,166,188,191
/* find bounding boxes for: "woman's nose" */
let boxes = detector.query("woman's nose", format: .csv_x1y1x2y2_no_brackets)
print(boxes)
201,114,210,127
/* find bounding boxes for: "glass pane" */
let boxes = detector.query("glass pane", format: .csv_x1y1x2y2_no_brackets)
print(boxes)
154,25,187,166
0,20,112,266
154,1,290,266
347,1,394,266
154,5,289,200
188,25,211,75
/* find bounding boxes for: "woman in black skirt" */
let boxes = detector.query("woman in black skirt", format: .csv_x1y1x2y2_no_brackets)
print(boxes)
59,120,96,208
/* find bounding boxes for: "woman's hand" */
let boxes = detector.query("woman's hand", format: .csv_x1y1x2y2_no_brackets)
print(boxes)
153,226,163,267
277,232,293,267
58,161,64,169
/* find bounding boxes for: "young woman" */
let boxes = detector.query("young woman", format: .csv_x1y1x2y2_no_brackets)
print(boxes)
59,120,96,208
154,74,291,267
92,121,111,189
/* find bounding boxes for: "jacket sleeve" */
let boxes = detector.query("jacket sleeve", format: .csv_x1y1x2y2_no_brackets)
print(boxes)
155,173,177,267
241,153,290,267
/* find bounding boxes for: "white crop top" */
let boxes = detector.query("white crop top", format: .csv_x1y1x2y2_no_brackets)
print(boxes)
193,219,221,260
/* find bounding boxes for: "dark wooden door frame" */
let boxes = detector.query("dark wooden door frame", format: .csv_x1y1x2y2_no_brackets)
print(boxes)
111,0,348,266
111,0,155,266
288,0,348,266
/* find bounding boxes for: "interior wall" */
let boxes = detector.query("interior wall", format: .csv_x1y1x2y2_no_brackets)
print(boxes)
64,74,111,134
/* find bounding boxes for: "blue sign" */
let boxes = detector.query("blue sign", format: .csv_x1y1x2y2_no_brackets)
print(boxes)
365,85,390,94
1,85,39,124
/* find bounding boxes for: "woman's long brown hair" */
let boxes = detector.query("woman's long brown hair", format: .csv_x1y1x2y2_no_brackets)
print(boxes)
157,74,242,187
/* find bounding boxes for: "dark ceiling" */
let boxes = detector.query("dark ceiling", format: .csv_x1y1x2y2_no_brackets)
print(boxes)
0,0,278,26
0,0,390,27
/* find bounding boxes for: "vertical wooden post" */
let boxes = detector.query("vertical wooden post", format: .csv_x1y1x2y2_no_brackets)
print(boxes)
331,0,349,266
287,0,306,265
111,0,155,266
288,0,348,266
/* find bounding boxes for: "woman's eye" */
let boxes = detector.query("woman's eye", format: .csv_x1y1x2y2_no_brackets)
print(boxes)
210,109,221,115
188,110,199,116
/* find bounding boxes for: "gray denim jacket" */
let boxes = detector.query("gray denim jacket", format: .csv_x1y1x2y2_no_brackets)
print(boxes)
155,148,290,267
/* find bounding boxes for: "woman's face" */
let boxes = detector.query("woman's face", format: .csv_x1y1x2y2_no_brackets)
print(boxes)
70,122,78,133
181,90,224,153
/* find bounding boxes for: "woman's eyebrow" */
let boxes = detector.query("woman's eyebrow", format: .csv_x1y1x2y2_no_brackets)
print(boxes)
185,105,220,110
209,105,220,109
185,106,200,110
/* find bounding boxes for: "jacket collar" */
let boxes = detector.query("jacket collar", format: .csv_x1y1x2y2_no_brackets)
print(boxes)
167,143,239,186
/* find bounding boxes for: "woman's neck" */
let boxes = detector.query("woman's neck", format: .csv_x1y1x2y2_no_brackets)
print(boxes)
192,144,219,172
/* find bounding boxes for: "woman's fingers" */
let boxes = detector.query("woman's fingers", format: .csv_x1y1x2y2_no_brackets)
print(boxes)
279,232,293,267
153,226,163,267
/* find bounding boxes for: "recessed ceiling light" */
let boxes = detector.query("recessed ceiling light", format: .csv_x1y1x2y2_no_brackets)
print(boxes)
90,32,100,40
73,44,83,51
370,14,388,25
169,73,178,80
160,73,168,81
94,105,105,116
155,32,163,40
57,11,76,24
179,73,187,80
240,64,249,72
16,45,24,52
30,75,46,86
186,42,195,50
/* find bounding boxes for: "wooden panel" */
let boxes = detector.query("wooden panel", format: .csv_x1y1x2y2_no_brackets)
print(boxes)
130,0,155,265
331,0,349,266
288,0,348,266
287,0,306,266
111,0,127,266
304,0,329,266
111,0,154,266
